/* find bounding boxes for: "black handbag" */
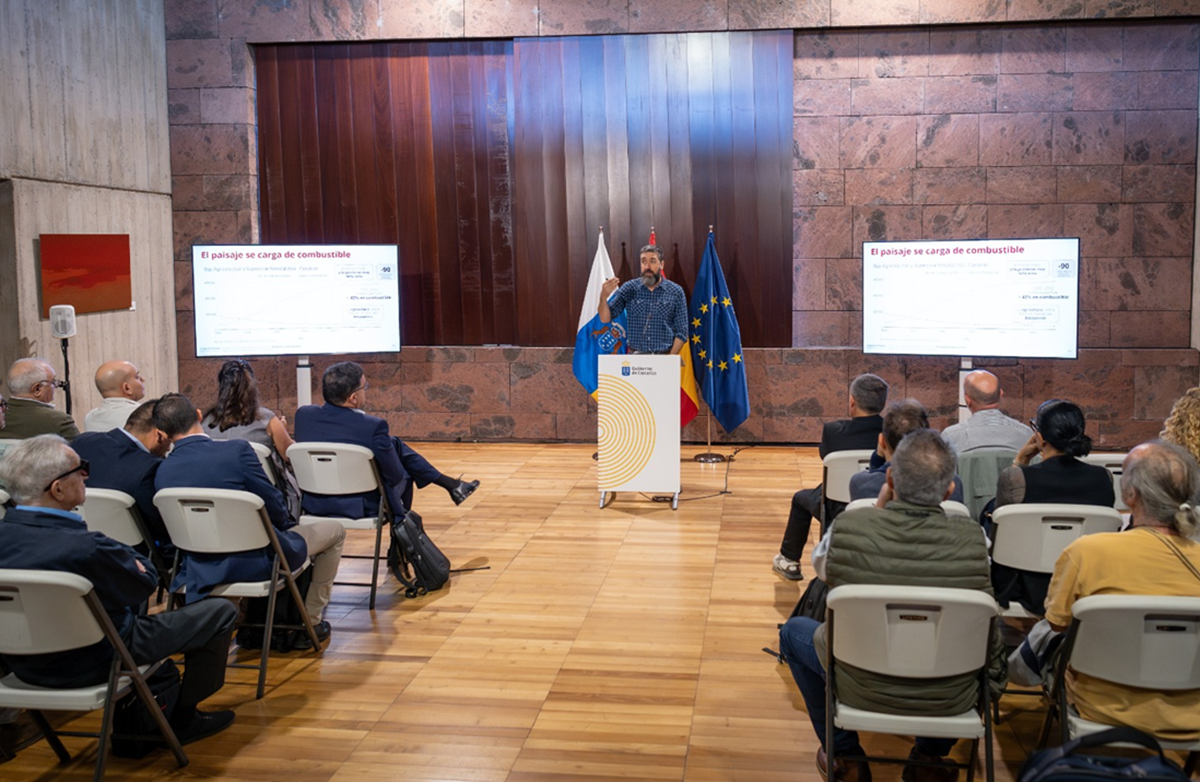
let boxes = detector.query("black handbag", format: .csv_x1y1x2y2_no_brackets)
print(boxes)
789,576,829,621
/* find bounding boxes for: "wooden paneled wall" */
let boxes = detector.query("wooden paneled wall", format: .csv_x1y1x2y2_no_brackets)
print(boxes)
255,32,793,348
0,0,177,415
513,32,793,347
256,41,517,346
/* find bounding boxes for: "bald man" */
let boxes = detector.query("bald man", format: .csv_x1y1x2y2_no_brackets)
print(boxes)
941,370,1032,453
83,360,146,432
0,358,79,440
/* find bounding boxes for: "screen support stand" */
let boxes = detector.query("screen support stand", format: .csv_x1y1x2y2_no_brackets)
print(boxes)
297,355,313,408
957,357,973,424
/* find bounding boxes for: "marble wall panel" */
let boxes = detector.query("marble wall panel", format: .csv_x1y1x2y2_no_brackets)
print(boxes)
378,0,466,39
1063,203,1133,257
794,206,854,258
844,169,913,205
1109,311,1191,348
794,79,854,116
1000,27,1067,74
978,113,1053,166
465,0,543,38
538,0,629,35
839,116,917,169
850,78,925,115
794,170,845,207
912,167,986,205
922,205,987,239
1122,23,1199,72
858,31,930,78
1065,24,1124,72
928,28,1000,75
1138,71,1199,111
1071,72,1139,111
1122,165,1195,204
218,0,312,42
1124,110,1197,165
824,258,862,311
986,204,1065,239
1057,166,1122,202
917,114,979,168
1132,202,1194,256
1052,111,1126,166
923,75,996,113
793,311,851,348
792,255,826,310
986,167,1057,204
166,0,220,39
794,32,860,80
997,74,1073,112
794,117,841,169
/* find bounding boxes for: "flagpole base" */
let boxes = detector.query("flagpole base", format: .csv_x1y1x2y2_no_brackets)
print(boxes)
693,452,726,463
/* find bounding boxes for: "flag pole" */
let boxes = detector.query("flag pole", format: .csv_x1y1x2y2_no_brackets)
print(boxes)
593,225,603,462
693,225,726,464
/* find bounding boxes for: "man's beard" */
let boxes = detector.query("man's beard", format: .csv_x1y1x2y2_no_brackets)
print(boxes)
641,270,661,287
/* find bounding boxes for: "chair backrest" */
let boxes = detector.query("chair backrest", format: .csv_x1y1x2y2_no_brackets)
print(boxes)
991,503,1123,573
153,487,270,555
827,584,998,678
0,569,104,654
248,442,279,487
956,448,1017,520
79,488,144,547
1068,594,1200,691
287,442,380,495
1078,452,1129,512
822,450,875,505
0,488,8,519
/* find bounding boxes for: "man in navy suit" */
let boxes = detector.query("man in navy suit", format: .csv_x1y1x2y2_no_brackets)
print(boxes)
71,398,171,557
153,394,344,646
293,361,479,519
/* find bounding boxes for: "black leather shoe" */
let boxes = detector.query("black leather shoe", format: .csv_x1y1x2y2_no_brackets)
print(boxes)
449,478,480,506
170,709,235,745
292,620,331,651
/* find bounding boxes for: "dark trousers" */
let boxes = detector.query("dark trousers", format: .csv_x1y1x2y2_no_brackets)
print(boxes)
779,616,956,757
780,487,824,561
125,599,238,720
391,438,443,511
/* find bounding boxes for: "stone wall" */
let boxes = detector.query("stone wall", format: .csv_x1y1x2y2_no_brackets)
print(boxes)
165,1,1200,448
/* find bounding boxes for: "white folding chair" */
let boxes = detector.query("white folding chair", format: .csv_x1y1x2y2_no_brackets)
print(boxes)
825,584,999,782
1039,594,1200,774
1079,452,1130,512
0,569,188,780
0,488,9,519
844,498,971,516
153,488,322,699
990,503,1123,618
80,488,173,592
248,442,281,487
956,448,1018,521
288,442,394,610
820,450,875,522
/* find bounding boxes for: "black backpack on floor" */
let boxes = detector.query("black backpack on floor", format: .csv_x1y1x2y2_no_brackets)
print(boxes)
236,566,314,652
388,510,450,598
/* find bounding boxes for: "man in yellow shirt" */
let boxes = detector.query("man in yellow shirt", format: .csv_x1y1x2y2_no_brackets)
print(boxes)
1044,440,1200,741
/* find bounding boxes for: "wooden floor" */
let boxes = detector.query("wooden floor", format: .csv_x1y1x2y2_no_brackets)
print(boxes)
5,443,1070,781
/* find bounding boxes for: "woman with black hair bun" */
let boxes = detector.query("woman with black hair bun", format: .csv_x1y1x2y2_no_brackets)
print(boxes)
990,399,1115,615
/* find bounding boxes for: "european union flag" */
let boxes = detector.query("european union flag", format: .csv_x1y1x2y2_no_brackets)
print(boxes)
690,232,750,432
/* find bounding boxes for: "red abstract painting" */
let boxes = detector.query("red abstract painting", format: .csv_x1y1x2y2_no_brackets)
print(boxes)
39,234,132,318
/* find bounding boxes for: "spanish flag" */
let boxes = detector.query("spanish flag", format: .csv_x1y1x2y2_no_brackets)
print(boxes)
680,340,700,427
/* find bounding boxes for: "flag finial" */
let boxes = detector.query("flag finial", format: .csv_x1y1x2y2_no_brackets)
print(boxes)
648,226,656,246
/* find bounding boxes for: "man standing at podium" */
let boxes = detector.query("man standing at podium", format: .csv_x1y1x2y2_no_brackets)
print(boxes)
598,244,688,355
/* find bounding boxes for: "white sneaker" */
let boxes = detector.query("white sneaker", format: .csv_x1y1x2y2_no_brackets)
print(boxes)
773,553,804,581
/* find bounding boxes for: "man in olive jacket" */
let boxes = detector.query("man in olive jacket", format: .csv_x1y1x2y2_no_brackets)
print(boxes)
779,428,1005,782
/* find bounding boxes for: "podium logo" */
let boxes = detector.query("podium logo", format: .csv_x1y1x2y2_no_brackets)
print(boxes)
621,362,631,376
597,377,656,488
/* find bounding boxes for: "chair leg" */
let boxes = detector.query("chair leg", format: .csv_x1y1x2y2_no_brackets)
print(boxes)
93,654,123,782
368,520,383,611
282,567,322,655
258,572,282,700
27,709,71,763
965,738,978,782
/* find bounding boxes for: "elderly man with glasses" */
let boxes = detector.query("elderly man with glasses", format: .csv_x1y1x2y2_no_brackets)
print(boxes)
0,357,80,441
0,435,239,746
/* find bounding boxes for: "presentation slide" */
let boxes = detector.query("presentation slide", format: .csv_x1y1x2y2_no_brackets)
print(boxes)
192,244,400,357
862,238,1079,359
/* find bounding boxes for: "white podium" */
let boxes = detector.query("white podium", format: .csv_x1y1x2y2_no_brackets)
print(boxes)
597,355,680,509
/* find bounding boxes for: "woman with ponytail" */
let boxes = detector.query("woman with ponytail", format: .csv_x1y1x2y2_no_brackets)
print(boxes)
1041,440,1200,740
990,399,1115,614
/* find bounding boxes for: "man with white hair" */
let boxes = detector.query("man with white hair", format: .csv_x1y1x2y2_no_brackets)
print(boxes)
83,359,146,432
0,435,238,744
0,358,79,440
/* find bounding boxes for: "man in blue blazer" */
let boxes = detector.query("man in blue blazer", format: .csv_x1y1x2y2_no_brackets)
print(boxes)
153,394,344,645
293,361,479,519
71,398,171,557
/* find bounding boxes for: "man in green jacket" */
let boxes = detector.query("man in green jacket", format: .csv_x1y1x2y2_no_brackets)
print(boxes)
779,428,1004,782
0,358,79,441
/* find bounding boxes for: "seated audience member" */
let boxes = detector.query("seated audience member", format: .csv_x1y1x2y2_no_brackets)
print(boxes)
941,370,1032,453
0,435,237,743
1044,440,1200,740
773,373,887,581
83,360,147,432
1160,387,1200,464
0,358,79,441
850,399,964,504
990,399,1114,614
201,359,301,518
293,361,480,519
72,398,172,552
780,430,1005,782
153,393,345,647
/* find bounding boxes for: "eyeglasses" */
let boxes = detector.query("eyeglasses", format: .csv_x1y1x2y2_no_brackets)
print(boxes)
35,379,67,390
353,381,369,393
44,459,88,493
1029,418,1039,433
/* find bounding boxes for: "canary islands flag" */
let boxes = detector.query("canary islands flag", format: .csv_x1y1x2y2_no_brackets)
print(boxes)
690,231,750,432
573,229,627,397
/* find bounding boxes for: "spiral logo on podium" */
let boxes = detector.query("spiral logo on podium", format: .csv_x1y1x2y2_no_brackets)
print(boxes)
597,374,656,487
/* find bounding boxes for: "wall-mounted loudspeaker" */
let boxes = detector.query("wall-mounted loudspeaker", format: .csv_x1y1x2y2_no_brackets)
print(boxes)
49,304,77,339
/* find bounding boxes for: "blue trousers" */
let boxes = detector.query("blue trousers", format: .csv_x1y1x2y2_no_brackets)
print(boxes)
779,616,955,757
